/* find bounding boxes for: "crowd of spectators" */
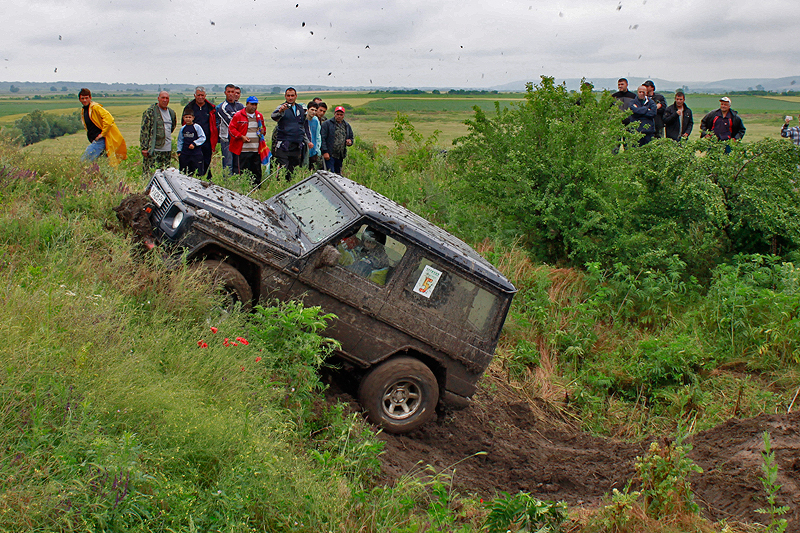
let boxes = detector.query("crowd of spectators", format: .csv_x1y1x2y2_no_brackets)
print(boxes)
612,77,748,146
76,85,355,185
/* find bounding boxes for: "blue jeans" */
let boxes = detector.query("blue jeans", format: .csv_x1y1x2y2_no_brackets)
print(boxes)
220,139,233,172
81,138,106,162
324,156,344,174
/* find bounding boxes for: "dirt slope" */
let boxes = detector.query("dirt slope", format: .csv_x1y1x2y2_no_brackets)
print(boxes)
340,376,800,531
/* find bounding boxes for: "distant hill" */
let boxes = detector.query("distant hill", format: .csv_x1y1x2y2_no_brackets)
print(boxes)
489,76,800,94
4,77,800,95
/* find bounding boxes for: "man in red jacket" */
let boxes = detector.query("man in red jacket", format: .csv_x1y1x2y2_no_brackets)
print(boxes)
228,96,267,186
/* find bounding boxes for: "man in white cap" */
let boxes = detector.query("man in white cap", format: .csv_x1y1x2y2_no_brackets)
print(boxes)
700,97,745,141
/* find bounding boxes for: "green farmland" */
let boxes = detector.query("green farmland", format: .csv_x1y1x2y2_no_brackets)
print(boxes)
2,89,800,157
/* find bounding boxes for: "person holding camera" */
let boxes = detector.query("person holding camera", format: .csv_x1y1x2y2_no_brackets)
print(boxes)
271,87,310,177
781,115,800,146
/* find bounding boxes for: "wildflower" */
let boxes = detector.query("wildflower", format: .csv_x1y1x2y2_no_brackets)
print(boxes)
210,327,218,334
236,337,249,345
255,356,262,363
232,343,239,347
223,338,230,347
241,366,245,371
201,342,208,348
197,340,205,347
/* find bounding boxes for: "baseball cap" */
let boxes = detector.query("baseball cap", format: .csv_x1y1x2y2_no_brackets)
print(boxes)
246,96,259,104
719,97,731,103
335,106,345,113
643,80,655,88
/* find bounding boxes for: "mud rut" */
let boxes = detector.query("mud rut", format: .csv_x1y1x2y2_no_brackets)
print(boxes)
325,372,800,531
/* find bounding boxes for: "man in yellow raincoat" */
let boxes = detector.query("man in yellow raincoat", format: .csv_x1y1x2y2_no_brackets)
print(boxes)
78,88,127,166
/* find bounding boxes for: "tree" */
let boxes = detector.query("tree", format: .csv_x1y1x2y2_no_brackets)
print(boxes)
9,84,19,93
50,86,57,92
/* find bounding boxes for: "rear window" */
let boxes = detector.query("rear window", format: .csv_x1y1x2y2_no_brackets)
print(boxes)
404,258,501,335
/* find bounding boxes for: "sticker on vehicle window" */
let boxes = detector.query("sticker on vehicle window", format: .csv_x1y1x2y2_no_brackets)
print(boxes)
413,265,442,298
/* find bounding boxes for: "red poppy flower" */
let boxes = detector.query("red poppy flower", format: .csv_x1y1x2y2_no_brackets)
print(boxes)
201,342,208,348
236,337,249,345
255,356,262,362
223,338,230,347
210,327,218,334
241,366,245,371
197,340,205,347
232,343,238,347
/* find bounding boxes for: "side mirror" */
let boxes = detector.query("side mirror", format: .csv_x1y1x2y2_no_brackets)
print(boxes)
315,244,341,268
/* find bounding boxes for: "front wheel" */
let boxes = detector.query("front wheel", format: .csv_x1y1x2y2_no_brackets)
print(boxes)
359,357,439,434
191,260,253,312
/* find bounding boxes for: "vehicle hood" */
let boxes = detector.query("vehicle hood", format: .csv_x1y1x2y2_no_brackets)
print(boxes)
153,169,302,255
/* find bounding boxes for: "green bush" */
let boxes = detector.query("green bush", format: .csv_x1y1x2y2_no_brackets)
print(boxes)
451,76,800,276
13,109,82,145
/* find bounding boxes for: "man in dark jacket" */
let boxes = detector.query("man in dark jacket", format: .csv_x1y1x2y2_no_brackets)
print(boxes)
271,87,310,176
643,80,667,138
320,106,354,174
182,87,217,179
700,97,746,141
662,91,693,141
628,85,657,146
611,78,636,111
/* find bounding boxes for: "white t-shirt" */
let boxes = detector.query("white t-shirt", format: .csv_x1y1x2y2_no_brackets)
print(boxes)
157,107,172,152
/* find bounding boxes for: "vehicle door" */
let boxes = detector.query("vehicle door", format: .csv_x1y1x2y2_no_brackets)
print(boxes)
295,223,409,362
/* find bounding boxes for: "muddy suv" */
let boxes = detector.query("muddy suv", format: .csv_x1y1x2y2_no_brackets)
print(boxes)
127,168,516,433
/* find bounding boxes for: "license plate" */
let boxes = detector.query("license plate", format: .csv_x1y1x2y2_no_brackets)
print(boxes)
149,185,166,207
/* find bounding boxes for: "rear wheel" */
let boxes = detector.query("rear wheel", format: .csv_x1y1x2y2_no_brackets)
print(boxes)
192,260,253,312
359,357,439,434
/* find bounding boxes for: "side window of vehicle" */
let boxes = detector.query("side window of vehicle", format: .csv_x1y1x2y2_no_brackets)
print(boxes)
333,224,407,286
404,258,501,334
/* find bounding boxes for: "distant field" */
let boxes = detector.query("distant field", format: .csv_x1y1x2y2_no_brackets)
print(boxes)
6,91,800,157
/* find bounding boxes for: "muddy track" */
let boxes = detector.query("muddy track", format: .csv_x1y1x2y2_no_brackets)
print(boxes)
325,370,800,531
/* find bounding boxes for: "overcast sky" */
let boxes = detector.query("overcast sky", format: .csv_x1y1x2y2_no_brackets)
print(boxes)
1,0,798,89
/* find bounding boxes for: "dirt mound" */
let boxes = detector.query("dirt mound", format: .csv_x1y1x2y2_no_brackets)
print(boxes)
329,369,799,531
689,412,800,530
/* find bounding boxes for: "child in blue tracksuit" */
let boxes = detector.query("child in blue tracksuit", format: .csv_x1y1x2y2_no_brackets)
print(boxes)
177,111,206,176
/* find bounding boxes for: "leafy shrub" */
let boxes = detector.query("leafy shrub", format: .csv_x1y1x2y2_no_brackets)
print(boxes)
451,76,800,276
635,438,702,517
484,491,568,533
701,254,800,365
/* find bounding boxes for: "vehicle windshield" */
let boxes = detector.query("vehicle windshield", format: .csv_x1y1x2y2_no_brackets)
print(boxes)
279,178,356,243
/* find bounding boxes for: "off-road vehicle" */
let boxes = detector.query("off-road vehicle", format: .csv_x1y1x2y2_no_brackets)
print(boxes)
118,168,516,433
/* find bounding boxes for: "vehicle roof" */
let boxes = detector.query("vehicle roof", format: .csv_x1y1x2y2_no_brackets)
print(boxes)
318,172,516,294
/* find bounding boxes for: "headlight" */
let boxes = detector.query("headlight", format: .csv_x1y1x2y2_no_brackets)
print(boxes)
171,210,184,230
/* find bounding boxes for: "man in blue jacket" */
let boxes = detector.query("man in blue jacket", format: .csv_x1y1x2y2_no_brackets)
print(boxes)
271,87,309,177
628,85,657,146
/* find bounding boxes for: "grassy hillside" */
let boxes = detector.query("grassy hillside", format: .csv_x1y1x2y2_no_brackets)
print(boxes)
1,82,797,531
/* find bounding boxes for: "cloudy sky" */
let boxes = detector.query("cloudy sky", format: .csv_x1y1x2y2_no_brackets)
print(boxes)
1,0,798,88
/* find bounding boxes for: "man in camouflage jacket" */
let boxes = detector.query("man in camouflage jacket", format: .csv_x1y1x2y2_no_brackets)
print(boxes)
140,91,177,173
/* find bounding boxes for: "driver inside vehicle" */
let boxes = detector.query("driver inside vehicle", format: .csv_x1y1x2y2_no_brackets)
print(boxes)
336,226,391,285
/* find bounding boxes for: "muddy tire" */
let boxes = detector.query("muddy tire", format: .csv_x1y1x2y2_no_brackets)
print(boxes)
192,260,253,312
359,357,439,434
